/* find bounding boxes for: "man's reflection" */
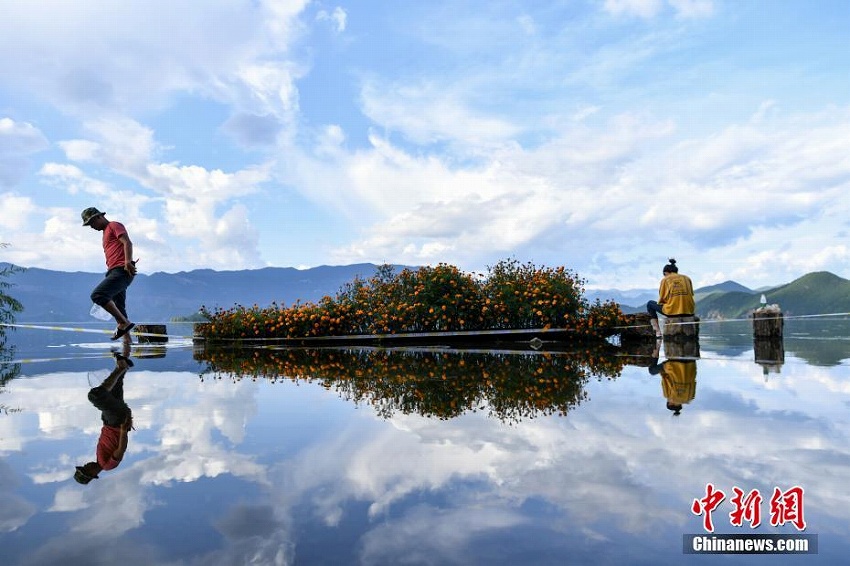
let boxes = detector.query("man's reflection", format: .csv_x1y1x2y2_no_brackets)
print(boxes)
648,341,697,416
74,346,134,484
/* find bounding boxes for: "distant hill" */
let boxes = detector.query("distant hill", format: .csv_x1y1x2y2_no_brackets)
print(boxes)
698,280,754,294
698,271,850,319
694,280,753,299
586,288,657,311
0,263,393,323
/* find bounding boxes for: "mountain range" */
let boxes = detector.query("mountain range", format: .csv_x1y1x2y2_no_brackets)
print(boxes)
2,263,847,323
1,263,389,323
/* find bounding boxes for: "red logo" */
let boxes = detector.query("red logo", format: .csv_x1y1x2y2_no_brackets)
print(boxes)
692,484,805,533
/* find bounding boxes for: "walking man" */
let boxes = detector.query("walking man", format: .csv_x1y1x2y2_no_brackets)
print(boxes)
81,207,136,341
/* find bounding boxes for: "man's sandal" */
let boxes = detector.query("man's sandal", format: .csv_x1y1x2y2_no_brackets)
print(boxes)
112,352,135,367
111,323,135,341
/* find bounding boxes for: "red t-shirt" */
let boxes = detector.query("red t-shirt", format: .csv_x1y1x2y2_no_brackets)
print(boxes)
103,221,128,269
96,425,123,471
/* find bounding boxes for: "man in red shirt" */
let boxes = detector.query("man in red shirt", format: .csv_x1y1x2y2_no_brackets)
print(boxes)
81,207,136,342
74,350,134,484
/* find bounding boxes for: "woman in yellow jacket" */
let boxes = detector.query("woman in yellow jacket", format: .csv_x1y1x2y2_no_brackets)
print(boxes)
646,258,695,338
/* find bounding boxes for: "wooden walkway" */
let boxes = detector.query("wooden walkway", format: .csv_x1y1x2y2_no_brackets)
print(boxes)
196,326,586,349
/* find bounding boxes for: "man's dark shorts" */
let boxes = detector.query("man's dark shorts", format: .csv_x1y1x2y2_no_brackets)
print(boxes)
90,267,133,309
88,386,130,427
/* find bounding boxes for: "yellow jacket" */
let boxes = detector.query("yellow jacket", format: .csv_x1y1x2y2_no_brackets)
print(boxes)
658,273,695,316
661,361,697,404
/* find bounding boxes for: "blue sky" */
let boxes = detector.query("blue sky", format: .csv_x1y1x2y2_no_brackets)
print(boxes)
2,0,850,290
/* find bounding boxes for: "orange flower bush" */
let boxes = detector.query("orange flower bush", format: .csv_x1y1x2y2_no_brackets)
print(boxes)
196,259,627,342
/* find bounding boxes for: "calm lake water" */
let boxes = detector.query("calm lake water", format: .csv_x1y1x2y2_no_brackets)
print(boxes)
1,320,849,565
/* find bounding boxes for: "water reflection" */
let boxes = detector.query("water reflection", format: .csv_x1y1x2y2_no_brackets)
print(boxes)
196,344,626,423
75,346,134,484
0,332,20,390
701,318,850,367
2,327,850,564
647,340,698,416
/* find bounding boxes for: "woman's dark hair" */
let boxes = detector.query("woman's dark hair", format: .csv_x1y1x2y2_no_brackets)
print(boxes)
667,401,683,416
663,258,678,274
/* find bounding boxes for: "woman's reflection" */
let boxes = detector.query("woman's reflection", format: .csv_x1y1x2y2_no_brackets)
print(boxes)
74,346,134,484
648,340,698,416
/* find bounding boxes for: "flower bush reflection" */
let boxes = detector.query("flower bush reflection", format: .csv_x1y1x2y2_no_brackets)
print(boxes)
195,346,626,423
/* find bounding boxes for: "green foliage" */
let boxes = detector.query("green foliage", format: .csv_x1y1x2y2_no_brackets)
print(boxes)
0,343,21,388
0,245,25,329
0,245,22,388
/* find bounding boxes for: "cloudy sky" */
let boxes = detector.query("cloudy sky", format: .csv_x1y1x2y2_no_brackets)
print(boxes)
1,0,849,289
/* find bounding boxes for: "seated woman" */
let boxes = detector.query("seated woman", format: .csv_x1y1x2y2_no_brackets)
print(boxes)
646,258,695,338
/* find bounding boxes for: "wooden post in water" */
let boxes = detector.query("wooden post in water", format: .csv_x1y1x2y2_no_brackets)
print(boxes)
752,305,784,375
136,324,168,344
664,339,700,359
752,305,783,339
662,315,700,341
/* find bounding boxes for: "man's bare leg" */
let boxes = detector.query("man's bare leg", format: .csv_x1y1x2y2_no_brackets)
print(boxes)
100,363,129,391
100,300,134,342
101,300,132,328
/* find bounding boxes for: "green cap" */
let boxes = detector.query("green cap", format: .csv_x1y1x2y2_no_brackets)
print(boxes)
74,465,98,484
81,207,105,226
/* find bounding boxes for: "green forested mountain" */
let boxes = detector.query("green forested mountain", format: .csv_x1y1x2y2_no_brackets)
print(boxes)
694,280,753,302
698,271,850,319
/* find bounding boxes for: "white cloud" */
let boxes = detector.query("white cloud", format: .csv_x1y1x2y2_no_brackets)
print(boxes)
0,208,103,271
236,62,301,120
146,162,268,201
0,118,49,187
0,194,36,230
517,14,536,35
668,0,715,19
360,81,521,147
316,7,347,33
0,0,308,120
147,163,268,268
604,0,665,18
59,140,100,162
293,103,850,287
309,113,670,266
603,0,714,19
0,118,48,153
358,505,525,564
35,115,273,271
39,163,115,198
72,118,157,175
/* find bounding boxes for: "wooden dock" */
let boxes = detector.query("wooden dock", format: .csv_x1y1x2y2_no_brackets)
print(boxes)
195,326,592,350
